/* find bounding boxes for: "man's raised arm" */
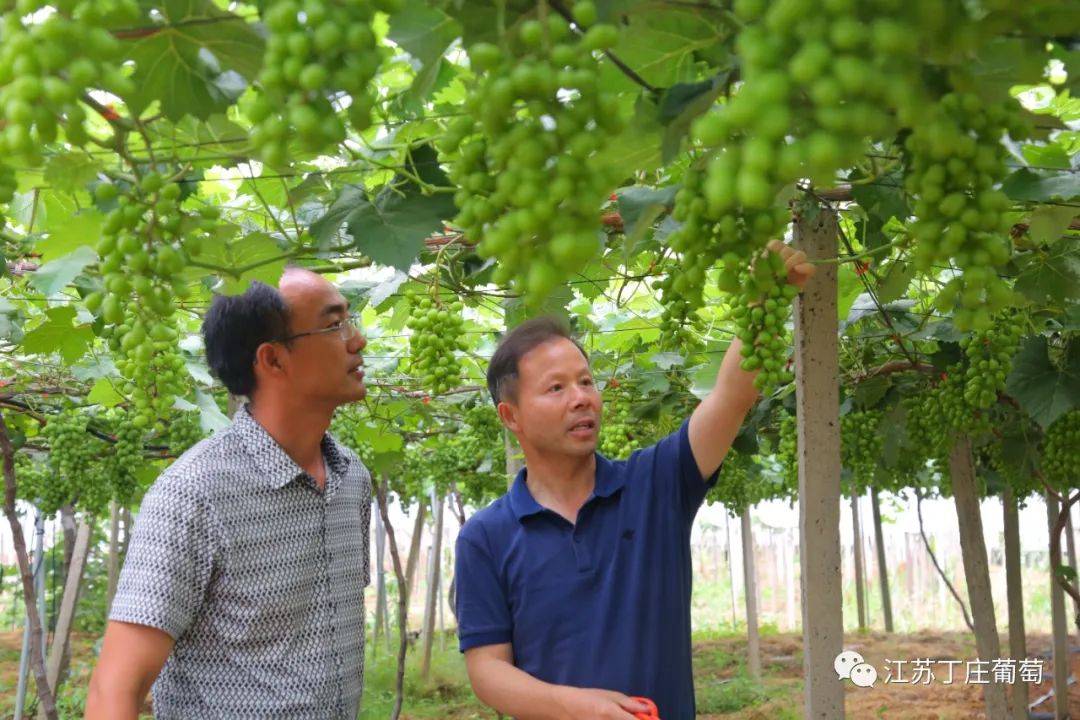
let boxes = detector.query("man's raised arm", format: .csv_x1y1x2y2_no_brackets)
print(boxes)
688,240,816,478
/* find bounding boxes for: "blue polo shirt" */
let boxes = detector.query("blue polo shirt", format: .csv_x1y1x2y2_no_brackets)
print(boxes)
454,420,718,720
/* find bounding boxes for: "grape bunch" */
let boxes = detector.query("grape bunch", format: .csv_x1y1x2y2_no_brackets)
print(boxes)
598,386,646,459
87,175,216,428
904,369,992,458
166,411,205,456
904,92,1030,331
960,311,1024,409
38,409,102,513
249,0,399,164
841,410,882,491
686,0,927,261
14,453,54,512
107,415,145,505
459,404,501,461
710,450,753,516
447,403,506,504
406,292,466,394
776,412,798,489
728,248,798,391
440,3,623,304
0,0,136,165
656,164,788,341
1042,410,1079,486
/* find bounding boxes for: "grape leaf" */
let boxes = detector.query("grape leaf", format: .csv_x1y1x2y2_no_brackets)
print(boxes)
122,0,264,120
87,378,124,407
21,306,94,363
1002,168,1080,202
1006,336,1080,428
1014,239,1080,306
30,246,98,297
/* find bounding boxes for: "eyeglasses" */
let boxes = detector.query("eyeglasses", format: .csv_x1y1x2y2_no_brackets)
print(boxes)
278,312,362,343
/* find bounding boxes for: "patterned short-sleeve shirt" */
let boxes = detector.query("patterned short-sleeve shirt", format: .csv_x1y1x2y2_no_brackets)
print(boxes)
110,405,372,719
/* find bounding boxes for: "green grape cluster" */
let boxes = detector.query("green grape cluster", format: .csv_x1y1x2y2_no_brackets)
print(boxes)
392,401,503,510
0,0,137,165
904,93,1030,331
686,0,926,268
166,411,205,455
406,292,466,394
655,165,788,341
107,415,145,505
76,459,112,515
841,410,882,491
983,438,1034,496
710,450,752,516
598,386,646,459
458,404,501,463
960,311,1024,409
86,175,216,428
249,0,399,164
1042,410,1079,486
440,3,623,304
14,453,56,513
728,249,798,391
39,409,104,514
710,448,793,514
776,413,798,489
903,369,991,458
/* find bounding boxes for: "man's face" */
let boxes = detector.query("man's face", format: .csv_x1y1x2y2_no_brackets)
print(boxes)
500,337,602,458
276,269,367,407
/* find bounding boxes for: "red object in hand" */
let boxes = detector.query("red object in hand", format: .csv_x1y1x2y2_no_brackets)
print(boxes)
630,697,659,719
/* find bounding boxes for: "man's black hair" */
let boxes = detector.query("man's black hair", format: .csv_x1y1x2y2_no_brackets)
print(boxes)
486,316,588,406
202,282,290,397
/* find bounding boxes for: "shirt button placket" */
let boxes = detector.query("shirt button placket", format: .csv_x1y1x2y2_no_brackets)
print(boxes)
572,526,591,570
323,492,345,718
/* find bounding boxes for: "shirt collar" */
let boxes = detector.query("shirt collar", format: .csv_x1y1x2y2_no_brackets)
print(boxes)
508,453,626,522
233,404,352,490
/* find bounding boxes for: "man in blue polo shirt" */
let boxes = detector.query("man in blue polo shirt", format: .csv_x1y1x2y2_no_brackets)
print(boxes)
454,241,814,719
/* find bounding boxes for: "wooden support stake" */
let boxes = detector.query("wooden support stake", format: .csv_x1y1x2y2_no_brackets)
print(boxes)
949,436,1007,718
1002,487,1028,720
793,205,844,720
871,488,893,633
852,494,867,630
1047,492,1070,720
741,507,761,681
39,521,91,719
420,492,445,679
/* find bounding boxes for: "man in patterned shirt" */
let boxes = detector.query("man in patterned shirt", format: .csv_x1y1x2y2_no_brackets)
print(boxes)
86,268,373,719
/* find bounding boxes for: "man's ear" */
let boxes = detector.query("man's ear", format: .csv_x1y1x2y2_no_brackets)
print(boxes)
497,400,521,434
253,342,286,381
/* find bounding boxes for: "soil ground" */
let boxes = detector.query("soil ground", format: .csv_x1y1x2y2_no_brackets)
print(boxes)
1,629,1074,718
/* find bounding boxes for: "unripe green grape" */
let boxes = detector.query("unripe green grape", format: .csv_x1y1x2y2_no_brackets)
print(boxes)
1042,411,1079,487
252,0,384,162
905,93,1024,331
442,20,624,307
407,293,467,394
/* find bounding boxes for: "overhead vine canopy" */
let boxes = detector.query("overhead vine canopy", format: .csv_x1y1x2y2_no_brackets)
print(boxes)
0,0,1076,516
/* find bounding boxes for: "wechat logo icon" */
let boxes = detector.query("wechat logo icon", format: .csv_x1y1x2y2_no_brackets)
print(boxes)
835,650,877,688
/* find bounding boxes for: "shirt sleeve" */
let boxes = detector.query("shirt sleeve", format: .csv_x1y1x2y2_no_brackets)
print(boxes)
639,419,720,524
109,476,221,640
454,526,512,653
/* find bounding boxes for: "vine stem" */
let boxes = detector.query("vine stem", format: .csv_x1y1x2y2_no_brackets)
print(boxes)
813,235,910,265
915,486,976,634
546,0,660,94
